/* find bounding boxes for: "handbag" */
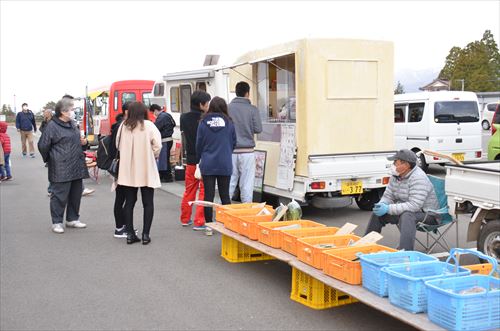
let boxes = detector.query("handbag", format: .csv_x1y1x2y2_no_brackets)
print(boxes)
108,124,123,179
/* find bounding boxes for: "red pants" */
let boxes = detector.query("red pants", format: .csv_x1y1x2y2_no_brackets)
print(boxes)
180,164,205,226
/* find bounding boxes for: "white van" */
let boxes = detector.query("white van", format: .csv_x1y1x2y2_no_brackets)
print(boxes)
394,91,483,170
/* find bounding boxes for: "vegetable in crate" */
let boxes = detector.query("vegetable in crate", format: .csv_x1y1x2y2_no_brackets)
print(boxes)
273,203,288,221
286,200,302,220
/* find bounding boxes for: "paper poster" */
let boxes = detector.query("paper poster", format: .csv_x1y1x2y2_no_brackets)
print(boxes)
276,124,296,190
253,150,267,193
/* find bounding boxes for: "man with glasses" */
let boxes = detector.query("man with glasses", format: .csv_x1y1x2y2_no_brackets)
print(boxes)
364,149,439,250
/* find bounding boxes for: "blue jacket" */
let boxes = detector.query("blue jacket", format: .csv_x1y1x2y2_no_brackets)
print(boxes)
15,110,37,132
196,113,236,176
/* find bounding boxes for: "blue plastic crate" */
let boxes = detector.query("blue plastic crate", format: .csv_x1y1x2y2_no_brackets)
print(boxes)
425,248,499,331
425,275,500,331
359,251,437,297
383,261,470,313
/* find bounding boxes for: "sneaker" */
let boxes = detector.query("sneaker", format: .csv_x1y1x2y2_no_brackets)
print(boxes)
22,153,27,157
82,188,95,196
113,227,138,238
5,176,12,181
193,225,207,231
30,154,35,158
52,223,64,234
181,220,193,227
66,220,87,228
0,176,5,181
205,227,213,236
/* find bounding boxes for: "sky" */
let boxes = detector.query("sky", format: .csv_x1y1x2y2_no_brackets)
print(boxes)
1,0,499,112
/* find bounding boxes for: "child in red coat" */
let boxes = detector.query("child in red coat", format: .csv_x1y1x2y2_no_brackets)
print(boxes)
0,121,12,180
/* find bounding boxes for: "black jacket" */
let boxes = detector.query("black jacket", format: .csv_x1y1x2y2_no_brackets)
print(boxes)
38,117,89,183
109,119,123,159
180,108,203,165
155,112,176,139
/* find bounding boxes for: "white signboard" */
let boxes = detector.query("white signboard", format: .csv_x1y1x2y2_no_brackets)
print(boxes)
276,124,296,190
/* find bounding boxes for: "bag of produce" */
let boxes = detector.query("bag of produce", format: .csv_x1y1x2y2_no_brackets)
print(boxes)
286,199,302,220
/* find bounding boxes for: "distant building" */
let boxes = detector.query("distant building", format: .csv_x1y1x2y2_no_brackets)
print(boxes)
419,79,450,91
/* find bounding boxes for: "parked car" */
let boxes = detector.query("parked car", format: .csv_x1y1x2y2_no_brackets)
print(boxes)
488,104,500,160
481,102,499,130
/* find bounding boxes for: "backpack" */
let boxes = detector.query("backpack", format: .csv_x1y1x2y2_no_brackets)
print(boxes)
96,135,113,170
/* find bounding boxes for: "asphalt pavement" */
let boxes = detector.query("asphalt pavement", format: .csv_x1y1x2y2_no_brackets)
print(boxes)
1,126,490,330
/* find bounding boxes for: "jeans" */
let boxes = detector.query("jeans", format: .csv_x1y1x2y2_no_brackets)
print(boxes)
365,211,437,250
50,179,83,224
158,140,173,180
229,152,255,203
202,175,231,223
122,186,154,235
0,153,11,177
114,185,126,229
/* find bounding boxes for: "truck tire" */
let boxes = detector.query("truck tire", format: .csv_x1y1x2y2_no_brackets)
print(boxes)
482,119,490,130
355,189,383,211
417,153,429,173
477,220,500,262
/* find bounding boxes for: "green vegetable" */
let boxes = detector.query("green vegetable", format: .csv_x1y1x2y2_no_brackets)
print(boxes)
286,199,302,220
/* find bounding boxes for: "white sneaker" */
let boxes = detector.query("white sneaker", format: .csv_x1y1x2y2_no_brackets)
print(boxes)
82,188,95,196
52,223,64,234
66,220,87,228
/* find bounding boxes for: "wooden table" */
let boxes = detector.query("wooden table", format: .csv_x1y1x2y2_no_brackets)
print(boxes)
208,222,445,331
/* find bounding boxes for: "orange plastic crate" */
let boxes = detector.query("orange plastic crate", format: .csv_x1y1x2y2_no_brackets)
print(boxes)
223,207,274,233
297,234,361,269
237,214,274,240
464,263,499,277
257,220,326,248
215,203,273,224
281,227,340,256
323,244,397,285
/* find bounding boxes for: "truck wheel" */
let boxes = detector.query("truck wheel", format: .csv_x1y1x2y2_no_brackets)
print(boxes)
417,153,429,172
482,120,490,130
355,189,383,211
477,220,500,263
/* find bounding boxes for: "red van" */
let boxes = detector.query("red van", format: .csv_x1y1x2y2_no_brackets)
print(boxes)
84,80,154,144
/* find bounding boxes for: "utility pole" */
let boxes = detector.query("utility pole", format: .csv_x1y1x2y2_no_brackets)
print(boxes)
13,94,16,112
455,79,465,91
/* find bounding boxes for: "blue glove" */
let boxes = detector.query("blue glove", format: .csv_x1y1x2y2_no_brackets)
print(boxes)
373,202,389,217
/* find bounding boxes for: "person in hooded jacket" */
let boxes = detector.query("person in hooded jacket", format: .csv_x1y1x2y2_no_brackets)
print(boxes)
0,121,12,181
196,96,236,226
38,97,90,234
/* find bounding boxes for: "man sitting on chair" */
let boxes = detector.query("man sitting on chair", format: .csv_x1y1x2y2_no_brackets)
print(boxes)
365,149,439,250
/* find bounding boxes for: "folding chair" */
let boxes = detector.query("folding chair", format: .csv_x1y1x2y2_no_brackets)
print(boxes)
415,175,459,254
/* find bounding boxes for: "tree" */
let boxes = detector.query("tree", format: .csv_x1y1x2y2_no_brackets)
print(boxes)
438,30,500,92
1,104,14,116
44,101,56,110
394,81,405,94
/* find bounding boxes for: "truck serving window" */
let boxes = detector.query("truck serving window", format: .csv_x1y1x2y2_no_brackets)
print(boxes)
170,87,179,112
256,54,296,142
434,101,479,123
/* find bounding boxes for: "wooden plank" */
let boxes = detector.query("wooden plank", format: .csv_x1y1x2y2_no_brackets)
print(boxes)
208,222,445,331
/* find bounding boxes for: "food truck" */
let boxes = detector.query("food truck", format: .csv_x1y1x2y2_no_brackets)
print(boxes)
150,66,233,164
224,39,395,209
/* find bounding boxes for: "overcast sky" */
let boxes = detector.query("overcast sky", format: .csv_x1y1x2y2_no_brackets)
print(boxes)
1,0,499,112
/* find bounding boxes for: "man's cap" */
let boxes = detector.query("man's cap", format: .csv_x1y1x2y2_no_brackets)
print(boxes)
387,149,417,164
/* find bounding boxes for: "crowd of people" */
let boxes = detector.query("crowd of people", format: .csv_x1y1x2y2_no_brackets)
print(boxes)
3,81,439,251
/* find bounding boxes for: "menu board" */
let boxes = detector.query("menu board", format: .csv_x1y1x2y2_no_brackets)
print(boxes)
276,124,296,190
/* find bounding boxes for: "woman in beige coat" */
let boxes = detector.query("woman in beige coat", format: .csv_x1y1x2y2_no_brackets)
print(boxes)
116,102,162,244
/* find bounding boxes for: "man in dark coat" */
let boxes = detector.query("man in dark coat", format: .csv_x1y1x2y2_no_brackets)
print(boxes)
38,97,89,234
15,102,37,157
150,104,176,182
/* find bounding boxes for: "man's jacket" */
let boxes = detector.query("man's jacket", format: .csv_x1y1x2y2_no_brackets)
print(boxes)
15,110,37,132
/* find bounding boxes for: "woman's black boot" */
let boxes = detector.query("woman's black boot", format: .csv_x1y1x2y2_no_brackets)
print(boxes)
127,233,140,245
142,233,151,245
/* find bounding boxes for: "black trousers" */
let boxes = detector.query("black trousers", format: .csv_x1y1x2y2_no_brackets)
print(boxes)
122,186,155,235
202,175,231,222
159,141,173,180
50,179,83,224
114,185,126,229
